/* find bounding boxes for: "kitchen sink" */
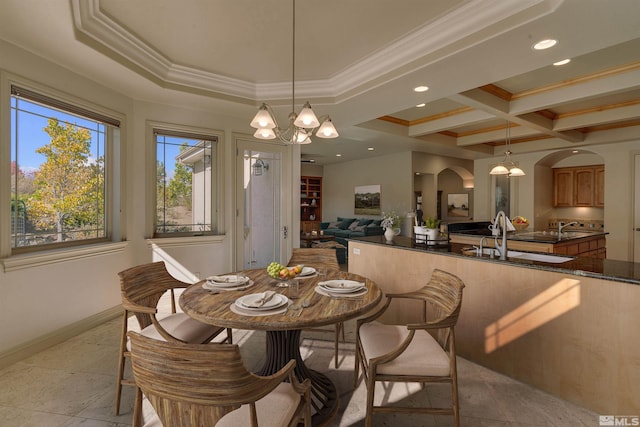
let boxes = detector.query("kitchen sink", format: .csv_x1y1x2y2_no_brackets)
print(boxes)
468,248,574,263
507,251,574,263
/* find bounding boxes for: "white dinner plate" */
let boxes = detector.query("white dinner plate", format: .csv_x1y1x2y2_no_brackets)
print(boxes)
298,266,316,277
235,293,288,311
318,280,365,293
206,274,249,288
202,280,254,291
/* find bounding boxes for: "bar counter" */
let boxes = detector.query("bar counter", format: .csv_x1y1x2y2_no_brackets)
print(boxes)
350,235,639,286
346,234,640,415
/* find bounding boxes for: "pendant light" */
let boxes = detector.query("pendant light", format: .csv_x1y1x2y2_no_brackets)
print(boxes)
249,0,338,144
490,122,525,176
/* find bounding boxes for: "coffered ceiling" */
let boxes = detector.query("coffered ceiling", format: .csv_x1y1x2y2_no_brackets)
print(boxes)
1,0,639,165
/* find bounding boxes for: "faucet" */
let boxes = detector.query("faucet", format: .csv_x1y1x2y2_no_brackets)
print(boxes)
478,236,488,256
558,221,578,235
493,210,508,260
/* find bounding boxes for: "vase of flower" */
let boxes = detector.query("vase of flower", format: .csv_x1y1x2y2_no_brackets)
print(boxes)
384,227,396,242
381,211,401,242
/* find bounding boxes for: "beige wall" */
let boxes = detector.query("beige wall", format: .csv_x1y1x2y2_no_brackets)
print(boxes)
349,240,640,414
321,151,474,233
322,151,414,225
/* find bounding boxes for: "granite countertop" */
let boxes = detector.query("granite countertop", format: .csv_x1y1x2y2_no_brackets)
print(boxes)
449,228,608,244
349,235,639,286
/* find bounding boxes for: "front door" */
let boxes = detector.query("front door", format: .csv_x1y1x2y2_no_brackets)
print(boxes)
235,137,290,270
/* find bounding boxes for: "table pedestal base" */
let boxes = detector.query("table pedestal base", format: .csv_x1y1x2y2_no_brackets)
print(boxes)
258,330,338,426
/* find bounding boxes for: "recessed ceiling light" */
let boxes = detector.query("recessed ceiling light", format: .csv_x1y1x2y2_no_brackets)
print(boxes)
336,154,342,157
309,159,316,163
533,39,557,50
572,150,579,154
415,172,421,175
367,147,374,151
416,103,426,108
553,59,571,66
414,86,429,93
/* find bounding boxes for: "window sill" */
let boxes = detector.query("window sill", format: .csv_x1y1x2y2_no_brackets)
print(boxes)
1,241,128,272
146,234,226,248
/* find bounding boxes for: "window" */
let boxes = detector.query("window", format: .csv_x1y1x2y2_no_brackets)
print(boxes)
10,86,119,252
155,128,218,236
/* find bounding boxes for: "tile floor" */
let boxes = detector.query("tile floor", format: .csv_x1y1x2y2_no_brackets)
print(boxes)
0,315,599,427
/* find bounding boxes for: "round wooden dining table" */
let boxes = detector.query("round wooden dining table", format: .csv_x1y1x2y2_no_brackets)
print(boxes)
179,267,382,426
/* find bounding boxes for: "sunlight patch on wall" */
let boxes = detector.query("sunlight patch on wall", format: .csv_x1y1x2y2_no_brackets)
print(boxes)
485,278,581,353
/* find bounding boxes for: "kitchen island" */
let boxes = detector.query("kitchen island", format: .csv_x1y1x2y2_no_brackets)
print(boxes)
347,235,639,415
449,226,607,257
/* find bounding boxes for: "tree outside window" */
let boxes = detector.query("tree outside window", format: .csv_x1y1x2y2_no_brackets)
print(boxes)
155,131,215,236
10,89,112,250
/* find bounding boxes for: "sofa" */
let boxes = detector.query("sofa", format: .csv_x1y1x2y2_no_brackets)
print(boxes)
320,217,384,257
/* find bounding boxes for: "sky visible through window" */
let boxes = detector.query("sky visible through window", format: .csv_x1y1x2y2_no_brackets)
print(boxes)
11,98,105,173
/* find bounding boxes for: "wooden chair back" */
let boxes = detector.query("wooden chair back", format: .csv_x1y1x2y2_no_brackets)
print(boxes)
128,332,301,426
118,261,188,330
288,248,339,270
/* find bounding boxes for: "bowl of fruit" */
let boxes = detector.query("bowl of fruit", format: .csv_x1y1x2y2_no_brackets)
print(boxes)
267,262,302,286
511,216,529,231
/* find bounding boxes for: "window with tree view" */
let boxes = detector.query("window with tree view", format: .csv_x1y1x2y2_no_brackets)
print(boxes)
155,130,216,236
10,86,117,250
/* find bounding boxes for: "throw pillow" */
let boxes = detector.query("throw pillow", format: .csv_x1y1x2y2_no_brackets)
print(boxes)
348,221,360,231
353,225,367,232
339,218,356,229
327,221,340,229
357,219,374,226
368,219,383,227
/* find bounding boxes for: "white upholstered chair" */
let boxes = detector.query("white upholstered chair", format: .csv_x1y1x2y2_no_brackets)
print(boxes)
354,268,465,427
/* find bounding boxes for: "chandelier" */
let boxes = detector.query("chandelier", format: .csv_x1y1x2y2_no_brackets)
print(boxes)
490,121,525,176
250,0,338,144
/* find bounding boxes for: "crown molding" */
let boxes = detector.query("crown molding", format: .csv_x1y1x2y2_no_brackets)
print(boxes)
71,0,558,102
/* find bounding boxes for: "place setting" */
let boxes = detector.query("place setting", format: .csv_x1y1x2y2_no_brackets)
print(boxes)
202,274,254,293
229,290,291,316
315,279,368,298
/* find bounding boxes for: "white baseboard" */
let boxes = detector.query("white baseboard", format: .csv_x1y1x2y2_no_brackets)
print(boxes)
0,305,122,370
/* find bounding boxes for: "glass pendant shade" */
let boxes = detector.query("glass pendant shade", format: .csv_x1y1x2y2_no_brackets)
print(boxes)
490,164,509,175
253,128,276,140
293,102,320,128
250,105,276,129
295,129,312,144
508,166,525,176
316,119,339,138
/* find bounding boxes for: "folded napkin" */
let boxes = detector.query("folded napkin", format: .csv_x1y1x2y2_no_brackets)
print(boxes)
208,274,247,284
244,290,276,308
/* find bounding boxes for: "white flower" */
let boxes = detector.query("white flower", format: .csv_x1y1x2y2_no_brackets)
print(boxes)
381,211,400,229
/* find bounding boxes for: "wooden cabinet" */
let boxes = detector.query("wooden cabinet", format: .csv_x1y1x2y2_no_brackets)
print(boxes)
553,169,574,207
595,166,605,207
554,236,606,258
300,176,322,232
574,167,595,206
553,165,604,207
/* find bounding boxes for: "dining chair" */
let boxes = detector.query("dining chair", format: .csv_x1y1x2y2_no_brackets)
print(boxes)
128,331,312,427
114,261,232,416
287,247,346,368
354,268,465,427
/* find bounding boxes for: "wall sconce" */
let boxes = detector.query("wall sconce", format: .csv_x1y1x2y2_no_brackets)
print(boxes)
252,158,269,176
